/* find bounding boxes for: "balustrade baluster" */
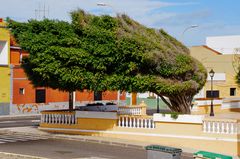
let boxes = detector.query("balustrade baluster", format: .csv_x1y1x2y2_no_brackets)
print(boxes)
49,114,52,123
129,117,132,127
221,122,225,133
126,117,129,127
45,114,48,123
230,122,234,134
226,122,230,134
118,117,121,126
207,121,211,133
122,117,125,127
71,114,75,124
151,120,155,128
137,118,140,128
62,114,65,124
203,121,206,132
216,122,220,133
212,122,216,133
59,114,62,124
141,118,144,128
147,119,151,128
144,119,147,128
133,117,136,128
69,115,71,124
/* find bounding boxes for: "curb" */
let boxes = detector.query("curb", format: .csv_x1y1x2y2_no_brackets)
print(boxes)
0,114,40,121
0,152,48,159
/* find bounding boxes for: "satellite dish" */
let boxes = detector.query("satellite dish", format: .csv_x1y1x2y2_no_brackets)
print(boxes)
232,48,240,73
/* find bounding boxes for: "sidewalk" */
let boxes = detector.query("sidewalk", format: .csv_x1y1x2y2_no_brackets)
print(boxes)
0,114,40,121
1,126,194,158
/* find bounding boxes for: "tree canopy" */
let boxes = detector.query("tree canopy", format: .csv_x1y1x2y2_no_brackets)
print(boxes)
8,9,207,114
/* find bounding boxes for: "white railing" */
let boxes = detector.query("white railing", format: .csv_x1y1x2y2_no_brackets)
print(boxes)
203,118,239,134
118,106,144,115
118,116,155,129
41,111,76,125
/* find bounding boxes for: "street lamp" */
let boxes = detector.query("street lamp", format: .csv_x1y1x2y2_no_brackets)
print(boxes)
209,69,215,116
97,2,117,16
181,25,198,43
97,2,120,105
97,3,107,6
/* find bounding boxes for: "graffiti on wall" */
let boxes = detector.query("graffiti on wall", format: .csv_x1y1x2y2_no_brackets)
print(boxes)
13,102,69,114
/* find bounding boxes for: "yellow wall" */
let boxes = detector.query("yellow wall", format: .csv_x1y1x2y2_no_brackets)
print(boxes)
0,67,10,103
192,104,240,115
190,46,240,99
0,20,10,104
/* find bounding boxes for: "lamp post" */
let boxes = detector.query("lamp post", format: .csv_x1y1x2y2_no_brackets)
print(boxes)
209,69,215,116
97,2,120,106
157,95,160,113
181,25,198,43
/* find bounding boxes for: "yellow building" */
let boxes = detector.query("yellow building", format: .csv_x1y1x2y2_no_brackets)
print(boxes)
190,45,240,114
0,18,10,115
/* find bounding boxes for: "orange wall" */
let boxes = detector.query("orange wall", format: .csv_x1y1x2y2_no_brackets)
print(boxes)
46,89,68,103
76,90,94,101
10,49,20,65
11,48,126,105
13,79,35,104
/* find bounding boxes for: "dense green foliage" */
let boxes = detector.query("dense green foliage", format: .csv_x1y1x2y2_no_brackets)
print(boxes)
8,9,207,113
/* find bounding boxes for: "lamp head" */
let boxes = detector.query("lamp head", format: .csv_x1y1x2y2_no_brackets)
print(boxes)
209,69,215,78
191,25,198,28
97,3,107,6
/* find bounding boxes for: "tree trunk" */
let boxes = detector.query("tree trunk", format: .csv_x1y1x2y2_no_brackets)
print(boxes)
156,93,193,114
69,91,74,110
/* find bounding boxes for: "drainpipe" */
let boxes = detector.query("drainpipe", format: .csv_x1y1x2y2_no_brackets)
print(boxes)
9,65,13,115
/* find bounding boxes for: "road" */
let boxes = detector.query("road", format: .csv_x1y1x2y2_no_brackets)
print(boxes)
0,115,40,128
0,137,146,159
0,132,193,159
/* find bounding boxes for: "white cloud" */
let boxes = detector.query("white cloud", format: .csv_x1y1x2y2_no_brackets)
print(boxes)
3,0,238,46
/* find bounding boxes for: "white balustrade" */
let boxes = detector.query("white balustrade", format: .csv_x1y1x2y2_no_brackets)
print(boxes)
118,116,155,129
203,119,239,134
41,111,76,125
118,106,143,115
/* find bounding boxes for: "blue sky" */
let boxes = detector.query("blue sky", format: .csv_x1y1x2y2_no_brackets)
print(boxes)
1,0,240,46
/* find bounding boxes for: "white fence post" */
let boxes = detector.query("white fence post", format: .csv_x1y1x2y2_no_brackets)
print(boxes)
40,111,76,125
203,119,239,134
118,116,155,129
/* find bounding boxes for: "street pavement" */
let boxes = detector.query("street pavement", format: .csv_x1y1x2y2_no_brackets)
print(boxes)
0,126,194,159
0,114,40,128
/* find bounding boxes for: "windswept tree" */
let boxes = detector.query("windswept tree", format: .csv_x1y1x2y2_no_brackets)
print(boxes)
9,9,207,113
8,19,94,110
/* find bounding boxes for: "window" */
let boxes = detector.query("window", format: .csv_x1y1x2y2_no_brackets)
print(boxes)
19,88,25,95
230,88,236,96
35,89,46,103
206,90,219,98
94,91,102,101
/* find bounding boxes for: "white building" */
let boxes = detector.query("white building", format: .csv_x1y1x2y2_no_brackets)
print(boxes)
206,35,240,54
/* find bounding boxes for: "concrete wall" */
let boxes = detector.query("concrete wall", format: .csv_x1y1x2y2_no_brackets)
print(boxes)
39,112,240,157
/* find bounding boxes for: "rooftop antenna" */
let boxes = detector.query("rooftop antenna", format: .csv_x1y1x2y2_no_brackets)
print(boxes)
35,2,49,20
